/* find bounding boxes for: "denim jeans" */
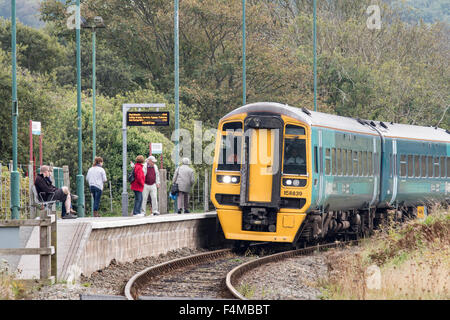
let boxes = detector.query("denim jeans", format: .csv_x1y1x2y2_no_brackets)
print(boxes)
90,186,102,211
133,190,143,215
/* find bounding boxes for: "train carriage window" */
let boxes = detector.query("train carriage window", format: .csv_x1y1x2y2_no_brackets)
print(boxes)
342,150,348,176
283,138,307,175
428,156,433,177
400,155,407,177
421,155,427,177
337,149,342,175
362,151,367,176
414,155,420,177
353,151,358,176
325,148,331,175
447,157,450,178
440,157,446,178
331,148,336,175
408,155,414,178
434,157,440,178
358,151,362,176
368,152,373,176
347,150,352,176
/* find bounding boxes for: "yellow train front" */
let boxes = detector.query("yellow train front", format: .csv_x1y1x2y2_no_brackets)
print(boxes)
211,103,312,243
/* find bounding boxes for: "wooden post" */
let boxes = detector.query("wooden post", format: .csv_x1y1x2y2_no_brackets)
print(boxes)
39,209,51,281
158,169,167,214
50,208,57,282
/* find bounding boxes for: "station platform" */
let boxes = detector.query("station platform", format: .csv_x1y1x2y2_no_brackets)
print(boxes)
11,212,218,282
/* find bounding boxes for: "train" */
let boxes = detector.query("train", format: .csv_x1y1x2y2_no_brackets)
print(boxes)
210,102,450,246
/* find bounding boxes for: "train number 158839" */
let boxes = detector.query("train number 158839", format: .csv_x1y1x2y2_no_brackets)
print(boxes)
283,190,302,196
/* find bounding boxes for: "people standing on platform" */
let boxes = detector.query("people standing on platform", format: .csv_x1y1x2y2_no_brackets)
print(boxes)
142,155,160,216
35,165,77,219
172,157,195,214
130,155,145,216
86,156,107,217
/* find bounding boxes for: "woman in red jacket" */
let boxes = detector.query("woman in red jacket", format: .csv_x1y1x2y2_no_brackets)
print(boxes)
131,155,145,216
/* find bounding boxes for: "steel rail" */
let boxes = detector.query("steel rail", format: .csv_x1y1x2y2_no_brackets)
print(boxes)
226,240,358,300
124,248,233,300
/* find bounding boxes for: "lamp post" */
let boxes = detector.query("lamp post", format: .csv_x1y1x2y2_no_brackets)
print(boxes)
75,0,85,217
242,0,246,106
174,0,179,213
82,16,105,216
313,0,317,112
10,0,20,219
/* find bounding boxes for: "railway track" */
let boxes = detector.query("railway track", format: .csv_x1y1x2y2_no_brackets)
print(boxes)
226,240,358,299
124,241,356,300
124,246,268,300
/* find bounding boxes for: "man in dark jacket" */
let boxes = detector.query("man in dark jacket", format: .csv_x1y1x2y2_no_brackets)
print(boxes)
35,165,77,219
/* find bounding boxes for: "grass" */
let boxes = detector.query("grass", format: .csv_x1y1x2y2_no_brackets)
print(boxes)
317,205,450,300
0,260,27,300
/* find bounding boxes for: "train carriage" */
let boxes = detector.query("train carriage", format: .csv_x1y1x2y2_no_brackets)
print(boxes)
211,102,450,245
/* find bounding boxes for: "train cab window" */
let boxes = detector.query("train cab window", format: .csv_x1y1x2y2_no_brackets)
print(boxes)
325,148,331,175
314,146,318,173
285,124,305,135
353,151,358,176
400,155,407,177
414,155,420,177
368,152,373,176
217,122,242,171
440,157,446,177
428,156,433,177
283,138,307,175
408,155,414,177
434,157,440,178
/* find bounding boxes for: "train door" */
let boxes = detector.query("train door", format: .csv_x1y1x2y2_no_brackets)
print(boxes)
248,128,276,202
389,139,398,205
240,115,283,208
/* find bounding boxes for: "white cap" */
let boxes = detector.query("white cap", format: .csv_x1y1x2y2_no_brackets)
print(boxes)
148,156,157,163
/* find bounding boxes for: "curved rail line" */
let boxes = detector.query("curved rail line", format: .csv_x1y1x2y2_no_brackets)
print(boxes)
226,240,358,300
124,248,233,300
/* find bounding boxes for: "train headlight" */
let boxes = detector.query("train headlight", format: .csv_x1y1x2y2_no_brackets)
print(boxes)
217,175,240,184
293,179,300,187
285,179,293,186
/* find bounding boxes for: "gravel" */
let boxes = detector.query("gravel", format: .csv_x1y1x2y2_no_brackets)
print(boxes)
28,247,208,300
236,251,329,300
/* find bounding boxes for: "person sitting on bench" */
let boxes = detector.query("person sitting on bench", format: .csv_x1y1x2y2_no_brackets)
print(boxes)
35,165,77,219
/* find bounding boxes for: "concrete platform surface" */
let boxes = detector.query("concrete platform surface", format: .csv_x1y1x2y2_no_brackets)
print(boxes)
13,212,218,281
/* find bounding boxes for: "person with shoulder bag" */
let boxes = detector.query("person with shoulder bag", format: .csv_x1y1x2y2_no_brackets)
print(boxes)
130,155,145,216
172,157,195,214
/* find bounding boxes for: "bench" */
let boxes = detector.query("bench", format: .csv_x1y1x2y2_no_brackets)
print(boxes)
31,185,57,215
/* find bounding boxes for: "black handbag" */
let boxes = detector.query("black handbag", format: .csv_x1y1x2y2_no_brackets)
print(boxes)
128,168,135,183
171,183,179,195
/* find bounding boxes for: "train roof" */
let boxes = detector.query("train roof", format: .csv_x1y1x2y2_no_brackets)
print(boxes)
221,102,450,143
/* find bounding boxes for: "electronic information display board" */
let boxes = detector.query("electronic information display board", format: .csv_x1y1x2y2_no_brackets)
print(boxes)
126,111,170,126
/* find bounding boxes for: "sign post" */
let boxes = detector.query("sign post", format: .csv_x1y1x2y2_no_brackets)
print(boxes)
122,104,166,216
